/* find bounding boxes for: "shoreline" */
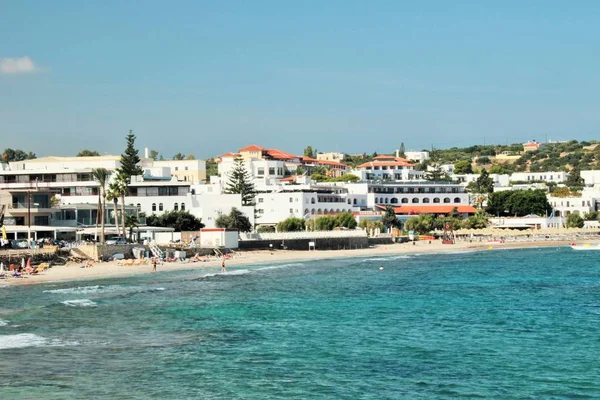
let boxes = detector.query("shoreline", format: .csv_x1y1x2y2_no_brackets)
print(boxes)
0,239,581,287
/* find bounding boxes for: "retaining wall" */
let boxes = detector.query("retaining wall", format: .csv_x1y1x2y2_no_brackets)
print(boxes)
238,236,370,251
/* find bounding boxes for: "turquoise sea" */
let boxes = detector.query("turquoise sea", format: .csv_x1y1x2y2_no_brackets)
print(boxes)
1,247,599,399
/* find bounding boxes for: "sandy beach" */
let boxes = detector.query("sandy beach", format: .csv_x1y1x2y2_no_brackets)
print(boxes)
0,238,582,286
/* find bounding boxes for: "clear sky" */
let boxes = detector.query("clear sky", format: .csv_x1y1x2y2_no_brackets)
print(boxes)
1,1,599,159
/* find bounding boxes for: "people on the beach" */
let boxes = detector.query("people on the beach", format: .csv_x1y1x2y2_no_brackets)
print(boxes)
152,258,157,272
221,258,226,273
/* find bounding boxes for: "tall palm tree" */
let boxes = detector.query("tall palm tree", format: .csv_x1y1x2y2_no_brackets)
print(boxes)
107,182,121,237
125,213,139,242
92,168,110,244
114,172,129,242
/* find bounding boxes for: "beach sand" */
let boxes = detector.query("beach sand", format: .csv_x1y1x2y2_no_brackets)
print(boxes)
1,238,582,286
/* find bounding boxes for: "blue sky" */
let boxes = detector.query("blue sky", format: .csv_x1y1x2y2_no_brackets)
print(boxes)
1,1,599,158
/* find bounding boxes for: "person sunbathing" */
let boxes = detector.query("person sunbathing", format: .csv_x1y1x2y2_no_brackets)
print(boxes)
85,260,94,268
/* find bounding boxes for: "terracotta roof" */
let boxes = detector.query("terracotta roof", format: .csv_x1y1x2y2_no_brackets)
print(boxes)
376,205,477,214
280,176,298,182
238,144,266,152
373,155,402,160
219,152,240,158
302,157,349,168
356,159,413,168
266,149,299,160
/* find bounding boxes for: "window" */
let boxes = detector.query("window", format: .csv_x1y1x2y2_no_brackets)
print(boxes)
353,199,357,205
269,167,275,175
185,166,188,171
159,203,164,211
433,198,440,203
391,198,398,204
289,208,294,214
412,198,419,203
443,198,450,203
423,198,430,203
181,203,185,211
454,197,461,203
401,198,408,203
152,203,156,212
311,198,315,204
289,197,293,203
137,204,141,212
175,167,179,171
174,203,179,211
257,167,264,176
258,198,264,203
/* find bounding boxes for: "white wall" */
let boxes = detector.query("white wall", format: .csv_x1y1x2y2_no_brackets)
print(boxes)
510,171,567,182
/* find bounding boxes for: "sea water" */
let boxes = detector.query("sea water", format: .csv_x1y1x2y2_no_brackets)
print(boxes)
0,247,599,399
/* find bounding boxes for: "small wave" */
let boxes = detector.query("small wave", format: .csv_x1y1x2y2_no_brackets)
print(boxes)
256,263,304,271
194,269,251,280
153,287,165,291
62,299,97,307
363,255,412,262
222,269,250,276
0,319,8,327
0,333,47,350
44,285,103,294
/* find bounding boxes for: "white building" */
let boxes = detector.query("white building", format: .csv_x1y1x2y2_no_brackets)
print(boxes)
404,151,430,162
254,186,361,225
510,171,567,183
218,144,349,183
453,173,510,187
350,155,424,181
580,170,600,186
0,155,248,233
547,187,600,218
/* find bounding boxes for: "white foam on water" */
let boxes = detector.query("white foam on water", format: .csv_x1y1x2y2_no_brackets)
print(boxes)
44,285,103,294
0,333,47,350
256,263,304,271
222,269,250,276
153,287,165,291
0,319,8,327
363,255,413,262
61,299,97,307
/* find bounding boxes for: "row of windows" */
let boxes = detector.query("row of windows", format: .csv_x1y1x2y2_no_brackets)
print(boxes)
145,203,186,212
364,166,406,170
370,187,460,194
375,197,462,204
551,200,592,207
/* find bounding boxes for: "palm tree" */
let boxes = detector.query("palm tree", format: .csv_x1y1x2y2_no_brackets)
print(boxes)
114,173,129,242
92,168,110,244
106,182,121,237
125,213,139,242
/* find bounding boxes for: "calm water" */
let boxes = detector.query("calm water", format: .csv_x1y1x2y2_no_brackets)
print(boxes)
1,247,599,399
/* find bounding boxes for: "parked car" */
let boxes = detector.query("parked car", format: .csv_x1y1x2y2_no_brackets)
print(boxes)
105,237,127,245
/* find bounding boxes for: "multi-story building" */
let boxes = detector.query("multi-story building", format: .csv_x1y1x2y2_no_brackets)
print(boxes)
510,171,567,183
350,155,423,181
0,154,248,236
218,144,349,183
254,185,361,225
548,187,600,218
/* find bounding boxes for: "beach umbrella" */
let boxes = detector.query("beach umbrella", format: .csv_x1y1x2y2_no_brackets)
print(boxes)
21,258,25,270
1,225,6,240
26,258,31,268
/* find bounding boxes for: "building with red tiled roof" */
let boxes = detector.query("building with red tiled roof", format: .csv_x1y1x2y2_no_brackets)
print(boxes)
238,144,266,152
352,154,423,181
